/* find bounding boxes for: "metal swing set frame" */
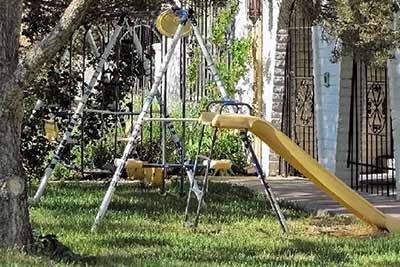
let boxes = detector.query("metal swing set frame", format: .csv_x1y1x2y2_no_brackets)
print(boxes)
30,6,288,233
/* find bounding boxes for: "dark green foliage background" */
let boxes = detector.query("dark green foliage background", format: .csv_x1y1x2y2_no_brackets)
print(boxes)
21,0,249,181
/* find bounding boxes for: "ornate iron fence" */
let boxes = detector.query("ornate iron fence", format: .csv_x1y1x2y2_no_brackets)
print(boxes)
348,61,396,197
280,1,317,176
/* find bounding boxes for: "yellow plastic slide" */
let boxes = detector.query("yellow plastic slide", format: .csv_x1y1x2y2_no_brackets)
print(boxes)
200,112,400,232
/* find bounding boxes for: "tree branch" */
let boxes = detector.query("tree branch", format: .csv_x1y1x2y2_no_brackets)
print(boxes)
15,0,95,88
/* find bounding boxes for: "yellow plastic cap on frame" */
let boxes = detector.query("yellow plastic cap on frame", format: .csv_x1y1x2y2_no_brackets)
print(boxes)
156,10,192,38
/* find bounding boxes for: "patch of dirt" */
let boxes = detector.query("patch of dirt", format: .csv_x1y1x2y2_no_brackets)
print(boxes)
306,216,387,239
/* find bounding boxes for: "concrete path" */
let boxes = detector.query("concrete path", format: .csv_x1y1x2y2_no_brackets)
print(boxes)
214,176,400,218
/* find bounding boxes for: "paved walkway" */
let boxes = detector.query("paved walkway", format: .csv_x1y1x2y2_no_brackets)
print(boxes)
214,176,400,218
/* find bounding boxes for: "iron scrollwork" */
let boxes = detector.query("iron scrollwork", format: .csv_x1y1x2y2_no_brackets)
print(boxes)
296,79,314,127
367,83,386,135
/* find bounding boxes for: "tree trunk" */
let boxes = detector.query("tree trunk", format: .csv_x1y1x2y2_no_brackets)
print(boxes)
0,0,32,250
0,88,32,249
0,0,94,250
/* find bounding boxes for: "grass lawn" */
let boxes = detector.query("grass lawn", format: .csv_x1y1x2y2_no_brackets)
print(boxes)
1,182,400,267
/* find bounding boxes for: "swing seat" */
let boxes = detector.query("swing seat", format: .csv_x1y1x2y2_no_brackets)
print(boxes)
44,119,59,142
146,167,163,186
199,112,218,125
125,160,145,180
125,159,144,169
114,159,163,186
115,159,145,180
206,160,232,171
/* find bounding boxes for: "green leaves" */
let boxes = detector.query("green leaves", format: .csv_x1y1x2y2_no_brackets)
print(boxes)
188,0,251,97
210,4,238,45
321,0,400,64
187,47,201,86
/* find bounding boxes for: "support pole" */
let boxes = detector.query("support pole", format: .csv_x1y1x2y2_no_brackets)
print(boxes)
189,18,230,100
161,36,168,194
241,132,288,232
91,24,185,231
189,13,288,232
32,18,126,204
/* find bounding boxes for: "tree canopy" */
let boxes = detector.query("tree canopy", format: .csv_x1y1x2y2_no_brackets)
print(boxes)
23,0,229,42
320,0,400,64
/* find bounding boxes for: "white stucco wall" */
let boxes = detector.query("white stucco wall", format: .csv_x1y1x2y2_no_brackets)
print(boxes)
312,26,341,173
335,55,353,184
165,37,182,104
153,43,162,83
153,37,182,105
261,0,281,175
234,0,280,175
387,53,400,200
234,0,253,104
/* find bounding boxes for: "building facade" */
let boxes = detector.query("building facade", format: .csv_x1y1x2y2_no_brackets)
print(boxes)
234,0,399,199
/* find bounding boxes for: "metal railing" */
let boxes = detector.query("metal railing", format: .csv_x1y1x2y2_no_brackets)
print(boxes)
348,61,396,197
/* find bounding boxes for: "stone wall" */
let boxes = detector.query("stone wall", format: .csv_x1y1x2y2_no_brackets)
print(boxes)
259,0,296,176
268,29,288,175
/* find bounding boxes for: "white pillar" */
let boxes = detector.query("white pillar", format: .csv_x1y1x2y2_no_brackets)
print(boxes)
261,0,280,175
312,26,341,173
234,0,253,104
163,37,182,104
334,55,353,185
153,43,162,79
387,54,400,200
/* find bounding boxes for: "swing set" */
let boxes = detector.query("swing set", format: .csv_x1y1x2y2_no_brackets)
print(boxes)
28,6,289,234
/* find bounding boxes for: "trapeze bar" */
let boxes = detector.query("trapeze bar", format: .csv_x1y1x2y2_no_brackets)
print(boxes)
109,10,161,18
144,117,199,122
141,163,192,168
83,109,141,116
125,161,230,171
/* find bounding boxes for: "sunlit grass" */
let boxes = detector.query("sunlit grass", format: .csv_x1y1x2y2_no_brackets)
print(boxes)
1,182,400,267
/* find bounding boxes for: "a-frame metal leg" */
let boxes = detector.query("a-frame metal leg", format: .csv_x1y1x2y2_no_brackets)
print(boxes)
91,24,186,231
184,128,218,227
187,10,287,232
240,132,288,233
32,18,126,204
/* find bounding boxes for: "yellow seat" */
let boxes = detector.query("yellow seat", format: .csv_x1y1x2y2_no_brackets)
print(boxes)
205,160,232,171
121,159,145,180
156,10,192,38
121,159,163,186
199,112,218,125
147,168,163,186
44,119,59,142
125,159,144,169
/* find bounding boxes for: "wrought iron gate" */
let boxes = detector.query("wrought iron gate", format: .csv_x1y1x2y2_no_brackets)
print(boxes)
280,1,317,176
348,62,396,196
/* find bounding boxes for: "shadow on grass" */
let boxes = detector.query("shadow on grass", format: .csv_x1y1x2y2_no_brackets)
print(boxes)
274,238,350,265
91,239,349,267
27,182,400,267
32,182,307,225
96,235,171,249
113,182,308,222
78,232,400,267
